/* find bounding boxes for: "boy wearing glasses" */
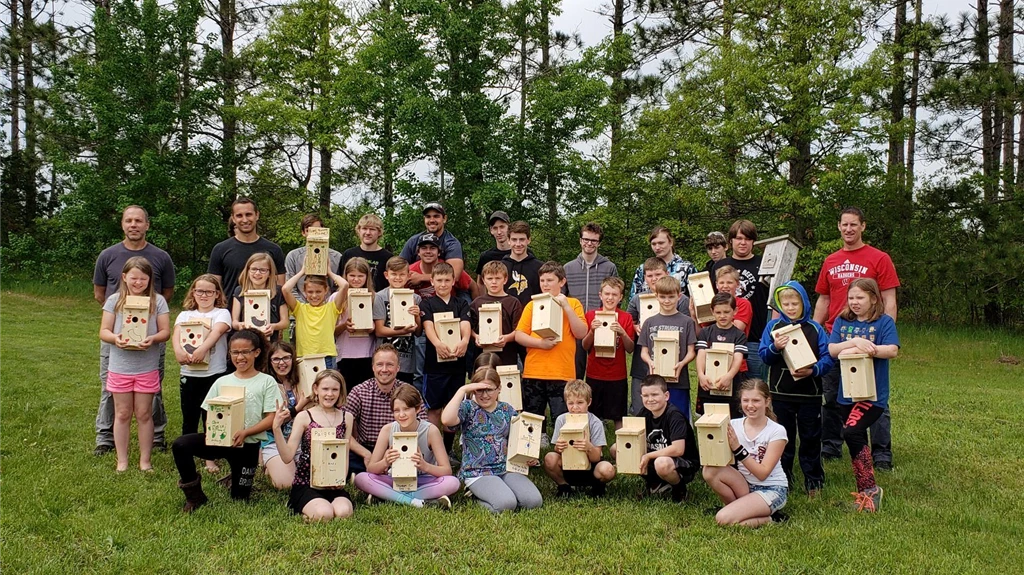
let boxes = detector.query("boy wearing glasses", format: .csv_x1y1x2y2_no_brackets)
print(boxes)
565,222,619,379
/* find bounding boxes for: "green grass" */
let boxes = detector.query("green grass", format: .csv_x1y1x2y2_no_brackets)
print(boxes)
2,288,1023,574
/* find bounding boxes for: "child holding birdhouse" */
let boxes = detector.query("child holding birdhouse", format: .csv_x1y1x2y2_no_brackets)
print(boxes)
542,380,616,497
231,252,289,341
758,281,832,496
695,292,748,418
373,256,423,386
702,379,789,527
261,341,310,489
441,368,543,513
353,385,459,509
334,257,377,389
281,266,350,368
637,276,697,420
828,278,899,513
99,256,171,473
171,329,279,512
421,262,471,450
628,375,700,503
273,369,355,521
581,276,635,428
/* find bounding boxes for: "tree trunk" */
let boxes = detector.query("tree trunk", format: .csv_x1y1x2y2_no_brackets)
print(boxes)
997,0,1014,194
906,0,922,191
517,6,528,198
608,0,625,167
887,0,907,194
540,0,558,259
381,0,394,218
976,0,996,202
319,146,332,213
219,0,238,202
3,0,21,243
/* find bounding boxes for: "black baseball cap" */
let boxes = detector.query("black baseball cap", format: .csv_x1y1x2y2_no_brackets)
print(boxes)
488,211,510,225
422,202,446,216
417,233,441,248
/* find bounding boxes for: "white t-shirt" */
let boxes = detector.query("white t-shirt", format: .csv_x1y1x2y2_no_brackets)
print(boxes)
175,308,232,375
731,417,788,487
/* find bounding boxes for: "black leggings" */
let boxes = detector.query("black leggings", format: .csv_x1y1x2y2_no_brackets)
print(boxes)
179,372,225,435
840,401,884,492
172,433,260,499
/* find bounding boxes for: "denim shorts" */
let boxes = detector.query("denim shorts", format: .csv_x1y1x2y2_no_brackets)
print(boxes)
750,484,788,513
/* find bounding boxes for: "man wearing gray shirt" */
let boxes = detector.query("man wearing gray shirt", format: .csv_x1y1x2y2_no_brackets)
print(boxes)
284,213,343,303
92,206,175,455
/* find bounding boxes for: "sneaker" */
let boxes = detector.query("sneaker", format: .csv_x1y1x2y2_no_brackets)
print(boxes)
152,441,167,453
556,484,574,498
366,494,375,505
540,433,550,449
671,483,688,503
425,495,452,510
93,444,113,456
589,483,607,498
770,511,790,523
874,461,893,472
217,474,232,488
851,486,883,513
648,483,671,497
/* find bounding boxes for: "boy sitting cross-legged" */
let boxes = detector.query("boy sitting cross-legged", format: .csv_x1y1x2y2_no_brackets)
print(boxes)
542,380,617,497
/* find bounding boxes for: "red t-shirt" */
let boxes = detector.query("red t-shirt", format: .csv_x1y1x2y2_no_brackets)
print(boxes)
815,244,900,332
409,259,474,299
584,308,636,381
696,297,751,337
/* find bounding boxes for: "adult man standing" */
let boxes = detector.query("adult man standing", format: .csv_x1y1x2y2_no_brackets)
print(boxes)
285,213,343,303
814,207,900,469
399,202,464,287
92,205,175,455
711,220,770,379
629,226,698,300
564,222,619,378
475,211,511,282
208,197,286,300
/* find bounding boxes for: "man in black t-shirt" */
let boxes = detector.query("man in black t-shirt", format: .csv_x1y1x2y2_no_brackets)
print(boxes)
711,220,769,379
208,198,286,300
475,210,511,282
338,213,392,290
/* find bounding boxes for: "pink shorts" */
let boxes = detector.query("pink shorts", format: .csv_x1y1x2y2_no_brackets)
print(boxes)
106,370,161,394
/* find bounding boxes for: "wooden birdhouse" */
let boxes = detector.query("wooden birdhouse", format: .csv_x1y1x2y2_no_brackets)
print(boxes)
121,296,151,349
348,288,374,336
593,311,617,358
652,330,680,382
696,403,734,467
477,302,503,351
506,412,545,475
310,427,349,488
687,271,716,324
297,354,328,399
389,288,416,329
433,312,462,363
496,365,522,411
390,431,419,492
754,234,802,297
841,353,876,401
530,293,562,341
178,318,211,369
205,385,245,447
775,323,816,379
560,414,591,471
615,417,646,475
638,293,658,330
705,348,734,397
243,289,271,331
304,227,331,276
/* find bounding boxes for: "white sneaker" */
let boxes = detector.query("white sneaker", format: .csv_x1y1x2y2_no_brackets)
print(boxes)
540,433,550,449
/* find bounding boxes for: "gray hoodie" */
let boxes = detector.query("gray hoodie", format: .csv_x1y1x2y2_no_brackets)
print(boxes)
563,253,619,312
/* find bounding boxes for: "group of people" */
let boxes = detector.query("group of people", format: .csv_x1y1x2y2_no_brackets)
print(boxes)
92,199,900,524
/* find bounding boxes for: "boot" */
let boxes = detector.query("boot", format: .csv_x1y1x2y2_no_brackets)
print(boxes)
178,476,208,513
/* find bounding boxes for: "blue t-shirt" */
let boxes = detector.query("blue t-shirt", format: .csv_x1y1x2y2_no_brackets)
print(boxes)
457,400,517,481
829,314,899,407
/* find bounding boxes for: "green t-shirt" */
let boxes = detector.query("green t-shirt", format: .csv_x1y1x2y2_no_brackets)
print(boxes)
202,372,280,443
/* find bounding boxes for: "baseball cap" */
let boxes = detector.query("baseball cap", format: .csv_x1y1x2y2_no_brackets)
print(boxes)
422,202,446,216
488,211,510,225
417,233,441,248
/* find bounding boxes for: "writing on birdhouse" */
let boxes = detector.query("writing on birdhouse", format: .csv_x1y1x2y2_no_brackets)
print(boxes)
687,272,716,324
391,431,419,492
530,293,562,342
560,414,591,471
348,288,374,336
696,404,734,467
705,348,734,396
243,290,271,331
615,417,647,475
841,353,876,401
389,289,416,329
205,385,245,447
433,312,462,363
506,412,545,475
304,227,331,276
310,427,348,488
496,365,522,411
121,296,151,349
775,323,816,379
178,318,211,369
652,330,680,382
754,234,802,298
477,303,502,352
297,354,328,399
593,311,617,358
638,293,658,330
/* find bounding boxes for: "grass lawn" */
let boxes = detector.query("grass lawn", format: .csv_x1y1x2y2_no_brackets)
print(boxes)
2,286,1023,574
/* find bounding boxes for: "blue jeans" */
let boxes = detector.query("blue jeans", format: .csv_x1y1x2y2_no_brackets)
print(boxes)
412,334,426,394
745,339,765,381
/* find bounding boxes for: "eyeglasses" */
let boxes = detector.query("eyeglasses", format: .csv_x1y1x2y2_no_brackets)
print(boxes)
230,349,257,357
580,237,601,244
194,289,217,297
251,267,270,274
475,388,499,395
270,357,292,364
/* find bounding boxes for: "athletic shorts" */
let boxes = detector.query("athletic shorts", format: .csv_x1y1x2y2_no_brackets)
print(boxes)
288,485,352,515
106,370,160,394
586,377,628,420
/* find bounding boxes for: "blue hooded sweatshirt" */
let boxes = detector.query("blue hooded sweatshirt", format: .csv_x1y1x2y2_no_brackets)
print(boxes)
759,281,833,403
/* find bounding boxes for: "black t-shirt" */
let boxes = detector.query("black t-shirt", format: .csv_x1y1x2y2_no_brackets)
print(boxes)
502,254,545,306
208,236,286,300
468,294,523,366
421,294,470,375
712,256,769,345
339,246,393,292
639,403,700,468
475,247,511,276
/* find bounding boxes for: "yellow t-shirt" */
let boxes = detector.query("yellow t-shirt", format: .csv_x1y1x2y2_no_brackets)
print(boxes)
294,299,342,357
516,297,585,381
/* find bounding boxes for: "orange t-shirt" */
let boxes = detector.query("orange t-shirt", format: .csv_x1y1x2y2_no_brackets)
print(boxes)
517,297,586,381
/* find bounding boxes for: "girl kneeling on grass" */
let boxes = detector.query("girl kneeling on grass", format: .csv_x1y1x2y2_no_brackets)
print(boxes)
441,368,543,513
353,385,459,509
172,328,279,512
99,256,170,473
828,278,899,513
272,369,355,521
261,341,309,489
703,379,789,527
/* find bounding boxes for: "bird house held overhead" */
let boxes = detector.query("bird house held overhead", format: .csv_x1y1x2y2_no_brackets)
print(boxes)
297,354,328,399
310,427,349,488
205,385,245,447
243,290,271,331
178,318,211,369
348,288,374,336
389,288,416,329
477,302,503,351
687,272,716,324
696,404,734,467
775,323,816,379
705,348,734,396
496,365,523,411
506,412,545,475
638,293,658,330
652,330,680,382
593,311,617,358
615,417,647,475
304,227,331,276
530,293,562,341
121,296,151,349
560,414,591,471
390,431,419,492
841,353,876,401
433,312,462,363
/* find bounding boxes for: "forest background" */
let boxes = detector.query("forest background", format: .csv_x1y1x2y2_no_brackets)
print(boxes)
3,0,1022,326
